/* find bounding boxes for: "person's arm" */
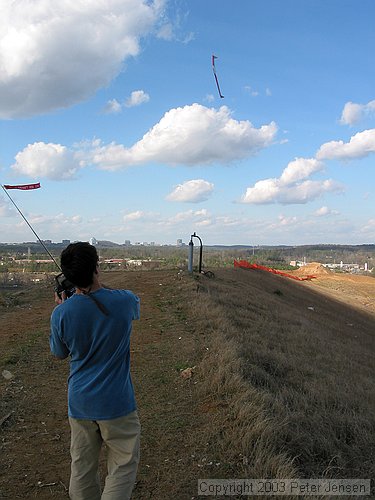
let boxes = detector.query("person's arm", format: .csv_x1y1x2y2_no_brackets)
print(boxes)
132,294,140,320
50,304,70,360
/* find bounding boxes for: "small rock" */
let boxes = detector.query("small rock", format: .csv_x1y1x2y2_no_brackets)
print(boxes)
180,366,196,379
2,370,14,380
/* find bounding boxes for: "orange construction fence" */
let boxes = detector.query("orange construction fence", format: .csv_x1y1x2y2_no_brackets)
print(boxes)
234,260,317,281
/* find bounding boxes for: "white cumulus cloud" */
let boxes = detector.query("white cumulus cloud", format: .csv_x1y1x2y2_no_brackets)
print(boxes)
123,210,146,221
11,142,82,180
89,103,278,169
316,129,375,160
165,208,209,225
10,104,277,180
241,157,343,204
102,99,122,114
0,0,164,118
28,213,82,226
340,100,375,125
125,90,150,108
277,214,298,226
314,206,339,217
242,179,342,205
279,158,323,185
166,179,214,203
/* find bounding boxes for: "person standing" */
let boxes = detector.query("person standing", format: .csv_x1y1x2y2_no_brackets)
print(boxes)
50,242,140,500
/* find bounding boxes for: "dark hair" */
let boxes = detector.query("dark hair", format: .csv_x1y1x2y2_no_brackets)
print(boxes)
60,242,98,288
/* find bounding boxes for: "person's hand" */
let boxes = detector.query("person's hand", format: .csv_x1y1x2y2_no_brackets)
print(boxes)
54,291,67,305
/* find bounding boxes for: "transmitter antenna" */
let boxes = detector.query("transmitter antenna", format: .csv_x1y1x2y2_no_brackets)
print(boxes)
1,184,61,271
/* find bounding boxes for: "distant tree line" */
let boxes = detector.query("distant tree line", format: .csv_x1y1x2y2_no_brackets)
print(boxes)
0,243,374,273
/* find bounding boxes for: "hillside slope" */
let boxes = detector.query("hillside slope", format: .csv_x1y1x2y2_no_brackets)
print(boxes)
192,268,375,482
1,268,374,499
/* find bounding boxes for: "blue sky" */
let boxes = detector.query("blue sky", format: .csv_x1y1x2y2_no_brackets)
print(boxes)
0,0,374,245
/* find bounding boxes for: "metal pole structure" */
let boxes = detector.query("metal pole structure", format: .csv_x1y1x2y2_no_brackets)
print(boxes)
189,232,203,273
188,238,194,273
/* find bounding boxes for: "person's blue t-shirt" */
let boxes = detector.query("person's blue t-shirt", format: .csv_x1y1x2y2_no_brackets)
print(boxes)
50,288,140,420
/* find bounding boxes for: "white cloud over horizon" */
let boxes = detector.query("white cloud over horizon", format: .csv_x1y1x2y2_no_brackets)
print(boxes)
120,207,217,236
314,206,339,217
241,158,343,205
2,194,374,244
166,179,214,203
164,208,209,225
89,104,278,169
242,178,343,205
279,157,324,184
9,104,277,180
0,0,165,118
276,214,298,227
123,210,147,222
340,100,375,125
114,208,375,244
317,128,375,160
27,212,82,226
11,142,82,180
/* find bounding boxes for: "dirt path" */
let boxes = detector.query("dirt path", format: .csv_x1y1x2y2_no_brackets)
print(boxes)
0,270,209,499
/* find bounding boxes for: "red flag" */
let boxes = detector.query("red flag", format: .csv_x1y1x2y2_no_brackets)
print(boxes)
3,183,41,190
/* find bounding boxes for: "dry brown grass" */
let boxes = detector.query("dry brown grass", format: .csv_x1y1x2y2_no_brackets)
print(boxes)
1,268,373,499
186,268,375,490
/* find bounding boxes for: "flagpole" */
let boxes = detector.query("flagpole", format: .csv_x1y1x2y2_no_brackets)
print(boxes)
1,184,61,270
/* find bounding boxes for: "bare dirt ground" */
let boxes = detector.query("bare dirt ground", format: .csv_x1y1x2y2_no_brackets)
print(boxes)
0,267,374,499
291,263,375,314
0,270,213,499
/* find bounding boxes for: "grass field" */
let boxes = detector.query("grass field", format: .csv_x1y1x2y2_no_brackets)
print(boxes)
187,268,375,500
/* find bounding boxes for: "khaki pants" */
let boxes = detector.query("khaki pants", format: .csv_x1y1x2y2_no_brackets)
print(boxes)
68,411,140,500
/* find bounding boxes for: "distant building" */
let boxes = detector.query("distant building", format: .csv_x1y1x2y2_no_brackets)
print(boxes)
289,260,306,267
127,259,143,266
62,239,70,245
176,239,183,247
103,259,125,264
89,237,98,246
124,240,131,246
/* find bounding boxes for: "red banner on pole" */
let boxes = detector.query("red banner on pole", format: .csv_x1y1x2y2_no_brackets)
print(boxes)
3,183,41,190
